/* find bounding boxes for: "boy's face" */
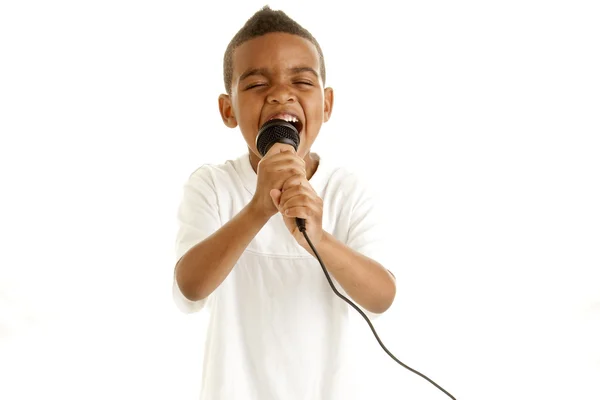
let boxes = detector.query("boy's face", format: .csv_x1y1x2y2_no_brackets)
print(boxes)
219,32,333,166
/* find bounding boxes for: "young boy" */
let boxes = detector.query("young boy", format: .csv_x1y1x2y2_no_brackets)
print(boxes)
173,6,396,400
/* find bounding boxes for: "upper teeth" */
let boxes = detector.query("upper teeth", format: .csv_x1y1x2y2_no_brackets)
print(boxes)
272,114,298,123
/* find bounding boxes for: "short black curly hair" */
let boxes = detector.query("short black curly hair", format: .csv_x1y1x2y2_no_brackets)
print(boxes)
223,6,326,95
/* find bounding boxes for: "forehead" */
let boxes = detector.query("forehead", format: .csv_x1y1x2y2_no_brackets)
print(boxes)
232,32,321,78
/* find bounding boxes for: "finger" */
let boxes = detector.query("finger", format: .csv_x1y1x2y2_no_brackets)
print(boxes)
262,147,300,162
282,173,307,191
264,159,306,177
280,193,315,213
279,184,314,206
282,204,316,219
283,195,323,218
265,143,297,156
270,188,282,207
262,150,305,166
259,152,295,168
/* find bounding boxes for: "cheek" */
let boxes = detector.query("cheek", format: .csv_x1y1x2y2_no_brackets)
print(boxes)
234,95,261,120
306,102,325,123
303,93,324,114
237,106,260,129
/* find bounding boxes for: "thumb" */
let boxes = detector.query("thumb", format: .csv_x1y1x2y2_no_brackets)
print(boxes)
270,189,282,208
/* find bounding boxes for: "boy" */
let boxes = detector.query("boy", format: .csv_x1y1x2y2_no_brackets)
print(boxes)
173,6,396,400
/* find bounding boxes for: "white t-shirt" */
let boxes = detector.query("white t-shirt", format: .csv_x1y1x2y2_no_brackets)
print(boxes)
173,152,391,400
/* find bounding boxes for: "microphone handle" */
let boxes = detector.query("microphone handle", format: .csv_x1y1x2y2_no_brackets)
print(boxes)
295,217,306,231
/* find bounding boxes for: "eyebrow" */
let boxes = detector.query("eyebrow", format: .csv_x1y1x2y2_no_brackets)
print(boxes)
289,67,319,78
239,68,268,82
239,66,319,82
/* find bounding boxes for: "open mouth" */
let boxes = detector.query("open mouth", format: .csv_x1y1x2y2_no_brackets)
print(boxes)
266,113,304,133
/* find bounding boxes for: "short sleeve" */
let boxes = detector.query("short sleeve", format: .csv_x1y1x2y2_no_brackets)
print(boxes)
342,173,395,320
172,166,222,314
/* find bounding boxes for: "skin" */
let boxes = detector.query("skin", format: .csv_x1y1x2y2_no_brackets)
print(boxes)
218,32,333,181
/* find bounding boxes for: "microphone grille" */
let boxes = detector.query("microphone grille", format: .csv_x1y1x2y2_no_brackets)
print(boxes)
256,120,300,156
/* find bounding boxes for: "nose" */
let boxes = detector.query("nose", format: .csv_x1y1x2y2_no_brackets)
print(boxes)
266,83,296,104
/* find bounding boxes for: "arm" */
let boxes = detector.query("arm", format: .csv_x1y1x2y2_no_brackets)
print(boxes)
305,230,396,314
175,200,270,302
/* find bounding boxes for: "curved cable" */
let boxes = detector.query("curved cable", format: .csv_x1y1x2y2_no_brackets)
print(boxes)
300,227,457,400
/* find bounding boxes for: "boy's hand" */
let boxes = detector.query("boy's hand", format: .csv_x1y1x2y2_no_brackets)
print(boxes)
270,170,324,251
252,143,307,219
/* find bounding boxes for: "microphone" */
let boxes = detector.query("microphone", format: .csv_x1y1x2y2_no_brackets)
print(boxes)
256,119,306,232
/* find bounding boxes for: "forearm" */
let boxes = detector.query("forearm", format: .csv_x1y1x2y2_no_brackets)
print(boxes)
175,201,271,301
305,231,396,314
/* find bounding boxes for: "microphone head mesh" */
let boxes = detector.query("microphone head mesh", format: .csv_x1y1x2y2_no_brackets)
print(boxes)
256,119,300,156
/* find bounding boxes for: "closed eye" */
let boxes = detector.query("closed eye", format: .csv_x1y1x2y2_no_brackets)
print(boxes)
245,83,267,90
294,81,313,86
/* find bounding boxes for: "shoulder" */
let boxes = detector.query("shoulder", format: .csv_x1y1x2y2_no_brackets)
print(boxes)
185,157,241,186
326,163,377,199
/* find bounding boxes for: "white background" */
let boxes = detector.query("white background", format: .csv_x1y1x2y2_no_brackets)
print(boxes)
1,1,599,399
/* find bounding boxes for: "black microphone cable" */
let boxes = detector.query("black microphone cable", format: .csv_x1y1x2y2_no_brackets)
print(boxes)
296,218,456,400
257,118,457,399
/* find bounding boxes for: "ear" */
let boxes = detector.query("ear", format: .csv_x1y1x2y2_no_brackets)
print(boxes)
218,94,238,128
323,87,334,122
